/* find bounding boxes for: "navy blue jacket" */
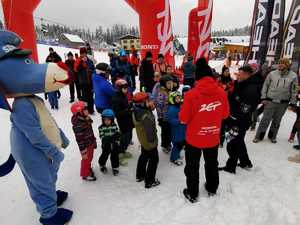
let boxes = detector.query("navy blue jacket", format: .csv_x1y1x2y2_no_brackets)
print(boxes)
166,104,186,143
92,73,115,109
183,60,195,79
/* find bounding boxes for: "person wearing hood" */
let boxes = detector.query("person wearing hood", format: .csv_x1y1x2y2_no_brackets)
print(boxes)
92,63,115,114
139,51,155,93
253,58,298,143
46,47,62,63
179,60,229,203
219,65,261,174
183,54,196,88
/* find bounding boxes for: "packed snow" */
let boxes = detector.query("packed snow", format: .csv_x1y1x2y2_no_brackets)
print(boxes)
0,45,300,225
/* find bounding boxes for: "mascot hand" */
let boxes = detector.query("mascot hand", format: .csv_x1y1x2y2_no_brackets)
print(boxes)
49,150,65,164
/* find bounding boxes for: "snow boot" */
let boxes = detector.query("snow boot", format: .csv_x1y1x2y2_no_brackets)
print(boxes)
204,183,216,197
145,179,160,189
238,163,253,170
113,168,119,176
289,133,296,143
136,177,144,183
252,138,261,143
218,166,236,174
100,166,108,174
183,188,198,203
288,153,300,163
293,145,300,150
39,208,73,225
56,191,68,207
82,174,97,182
162,146,171,154
170,159,183,166
269,138,277,144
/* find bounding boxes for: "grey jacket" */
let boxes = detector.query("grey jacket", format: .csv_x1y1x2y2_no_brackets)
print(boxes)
261,69,298,104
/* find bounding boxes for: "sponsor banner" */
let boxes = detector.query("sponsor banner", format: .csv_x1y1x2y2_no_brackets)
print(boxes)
265,0,286,66
125,0,175,67
282,0,300,72
246,0,275,66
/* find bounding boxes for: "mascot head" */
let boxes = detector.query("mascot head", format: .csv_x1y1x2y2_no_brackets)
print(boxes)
0,30,70,176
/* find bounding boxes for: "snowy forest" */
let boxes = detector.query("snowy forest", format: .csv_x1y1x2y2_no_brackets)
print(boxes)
212,25,251,37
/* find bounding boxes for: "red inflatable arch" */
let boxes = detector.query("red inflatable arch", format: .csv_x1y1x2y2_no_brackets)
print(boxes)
1,0,175,67
2,0,40,62
188,0,213,62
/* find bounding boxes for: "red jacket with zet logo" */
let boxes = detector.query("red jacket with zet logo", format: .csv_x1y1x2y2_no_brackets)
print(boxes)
179,77,229,148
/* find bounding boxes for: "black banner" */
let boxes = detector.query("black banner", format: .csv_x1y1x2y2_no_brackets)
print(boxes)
246,0,275,66
265,0,285,66
282,0,300,72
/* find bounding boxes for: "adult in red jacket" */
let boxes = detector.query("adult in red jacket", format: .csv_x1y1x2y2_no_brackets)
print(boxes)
179,60,229,202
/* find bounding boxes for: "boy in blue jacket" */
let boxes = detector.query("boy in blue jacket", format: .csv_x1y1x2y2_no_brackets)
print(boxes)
166,91,186,166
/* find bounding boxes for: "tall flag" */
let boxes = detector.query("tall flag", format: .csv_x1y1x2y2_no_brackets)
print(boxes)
246,0,275,66
282,0,300,72
265,0,286,66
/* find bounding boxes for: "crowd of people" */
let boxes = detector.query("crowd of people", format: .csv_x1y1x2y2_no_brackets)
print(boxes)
44,45,300,203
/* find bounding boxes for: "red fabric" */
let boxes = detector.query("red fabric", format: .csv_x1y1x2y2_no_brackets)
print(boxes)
179,77,229,148
130,55,140,66
80,145,94,178
74,57,88,73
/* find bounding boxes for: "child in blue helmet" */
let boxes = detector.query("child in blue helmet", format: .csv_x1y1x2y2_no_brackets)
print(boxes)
98,109,121,176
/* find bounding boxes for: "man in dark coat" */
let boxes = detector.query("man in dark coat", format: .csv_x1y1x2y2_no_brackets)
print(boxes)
75,47,95,114
46,47,62,63
139,51,155,93
65,52,81,102
219,65,261,174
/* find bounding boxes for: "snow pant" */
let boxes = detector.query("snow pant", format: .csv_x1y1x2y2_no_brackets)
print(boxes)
255,101,288,140
225,129,252,172
69,80,81,101
170,141,185,161
119,130,133,153
81,84,94,114
80,145,94,178
290,109,300,136
136,147,159,185
98,142,119,169
184,144,219,198
48,92,58,109
131,68,137,91
220,120,227,146
184,78,195,88
11,130,63,219
158,119,172,149
251,104,264,129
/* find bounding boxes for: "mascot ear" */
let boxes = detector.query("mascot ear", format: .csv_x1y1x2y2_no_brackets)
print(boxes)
0,154,16,177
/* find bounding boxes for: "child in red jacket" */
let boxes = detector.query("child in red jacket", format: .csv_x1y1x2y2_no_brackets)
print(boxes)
71,101,97,181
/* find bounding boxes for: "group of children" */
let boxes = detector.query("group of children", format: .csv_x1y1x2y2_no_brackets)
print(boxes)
70,64,191,188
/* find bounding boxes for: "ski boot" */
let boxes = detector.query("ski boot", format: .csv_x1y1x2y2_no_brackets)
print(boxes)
39,208,73,225
162,145,171,154
56,190,68,207
204,183,216,197
218,166,236,174
170,159,183,166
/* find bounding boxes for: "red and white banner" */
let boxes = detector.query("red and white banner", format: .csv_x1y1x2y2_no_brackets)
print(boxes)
188,0,213,62
2,0,40,62
125,0,175,67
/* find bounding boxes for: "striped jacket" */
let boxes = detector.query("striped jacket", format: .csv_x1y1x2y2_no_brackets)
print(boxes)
98,123,120,145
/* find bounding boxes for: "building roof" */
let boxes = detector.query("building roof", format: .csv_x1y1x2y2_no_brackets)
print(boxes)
62,33,85,43
119,35,139,40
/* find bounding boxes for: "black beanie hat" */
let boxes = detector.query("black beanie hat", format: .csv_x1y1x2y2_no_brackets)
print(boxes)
195,57,213,81
67,51,73,57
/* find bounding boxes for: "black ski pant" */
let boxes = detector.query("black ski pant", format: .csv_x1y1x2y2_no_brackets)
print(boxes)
225,129,252,172
158,119,172,149
220,120,227,146
291,109,300,135
81,84,94,114
98,142,119,169
184,144,219,199
136,147,159,185
69,80,81,101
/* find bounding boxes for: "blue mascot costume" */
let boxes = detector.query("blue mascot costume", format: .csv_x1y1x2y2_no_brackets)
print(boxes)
0,30,73,225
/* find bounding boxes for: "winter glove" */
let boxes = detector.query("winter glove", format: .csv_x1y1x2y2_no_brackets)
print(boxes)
226,126,239,143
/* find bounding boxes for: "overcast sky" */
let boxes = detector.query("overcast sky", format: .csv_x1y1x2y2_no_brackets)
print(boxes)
0,0,294,36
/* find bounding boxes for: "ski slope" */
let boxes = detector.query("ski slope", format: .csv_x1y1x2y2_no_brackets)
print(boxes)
0,45,300,225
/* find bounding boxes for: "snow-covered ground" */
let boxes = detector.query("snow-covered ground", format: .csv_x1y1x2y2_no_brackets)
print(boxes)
1,45,300,225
